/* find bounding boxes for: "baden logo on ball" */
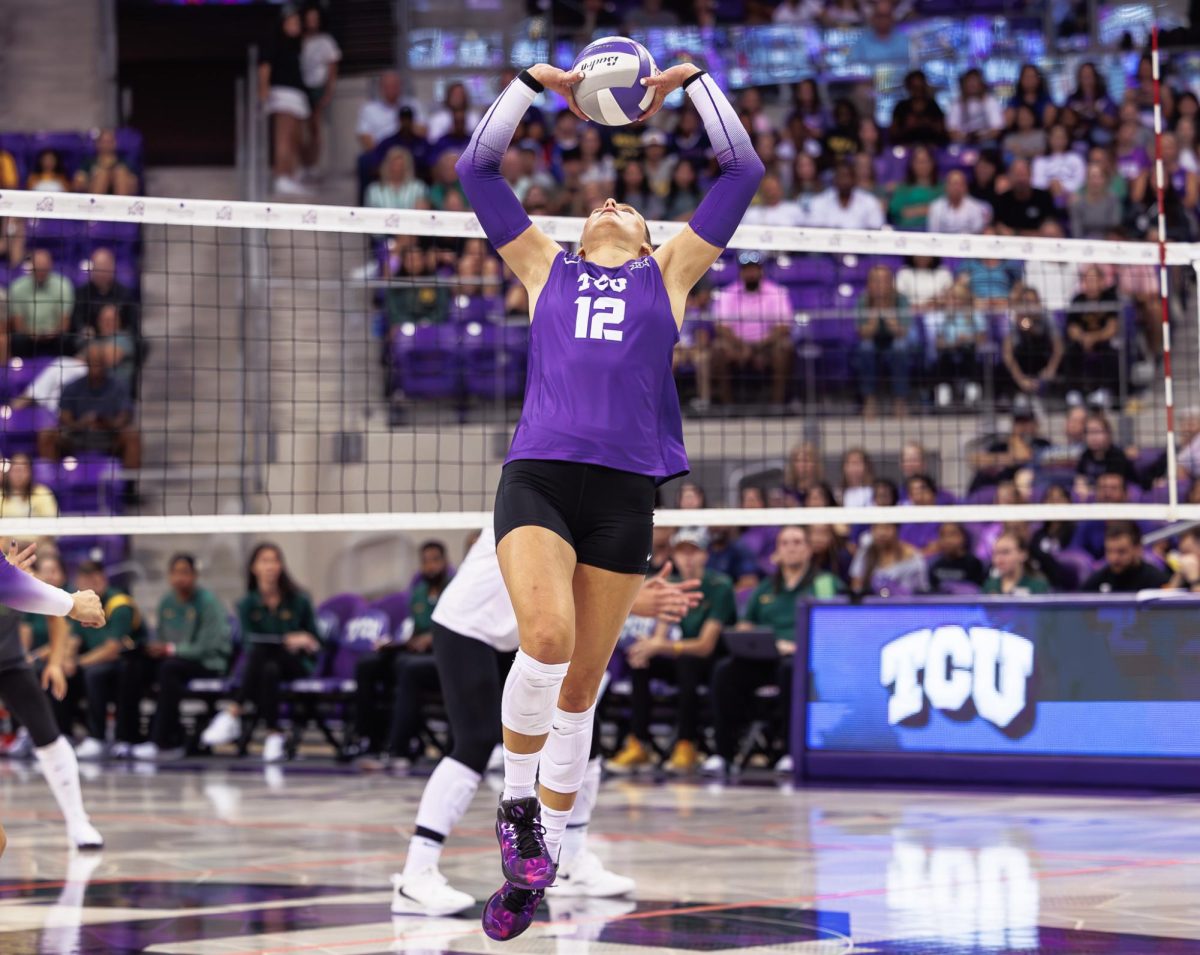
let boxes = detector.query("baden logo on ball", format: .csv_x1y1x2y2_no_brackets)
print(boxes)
571,36,657,126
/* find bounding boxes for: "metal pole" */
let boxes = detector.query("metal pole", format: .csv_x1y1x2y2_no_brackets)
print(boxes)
1152,27,1179,516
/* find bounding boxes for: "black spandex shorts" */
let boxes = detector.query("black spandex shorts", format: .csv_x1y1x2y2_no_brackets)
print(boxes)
494,459,656,575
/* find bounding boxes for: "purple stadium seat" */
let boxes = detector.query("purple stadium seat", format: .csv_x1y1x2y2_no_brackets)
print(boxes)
34,455,121,514
0,357,52,403
768,255,833,287
837,255,872,285
56,534,130,570
85,220,141,246
462,322,526,401
706,257,739,288
1055,550,1097,591
0,405,56,456
788,285,830,313
25,218,85,258
1145,482,1190,504
391,324,463,400
112,128,145,168
369,592,411,634
940,580,983,596
314,593,369,643
448,294,502,325
965,485,998,505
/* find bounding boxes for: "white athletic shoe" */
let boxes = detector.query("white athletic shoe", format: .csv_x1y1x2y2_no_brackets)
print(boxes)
775,755,794,775
547,850,636,898
74,738,106,761
201,710,242,748
4,727,32,759
272,175,313,197
390,868,475,916
132,742,184,762
262,732,287,763
699,754,727,777
486,743,504,773
109,742,132,760
68,819,104,850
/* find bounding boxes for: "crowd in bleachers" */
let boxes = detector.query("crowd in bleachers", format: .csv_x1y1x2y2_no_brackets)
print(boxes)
0,128,145,536
354,22,1192,416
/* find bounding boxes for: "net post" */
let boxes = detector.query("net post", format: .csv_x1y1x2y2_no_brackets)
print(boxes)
1153,25,1179,516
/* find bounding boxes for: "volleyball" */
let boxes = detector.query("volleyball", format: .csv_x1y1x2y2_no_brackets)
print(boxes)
571,36,657,126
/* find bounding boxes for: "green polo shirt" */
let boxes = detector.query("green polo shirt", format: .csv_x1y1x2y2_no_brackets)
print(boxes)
8,272,74,336
677,569,737,640
22,612,49,652
983,573,1050,595
71,586,143,653
744,569,842,643
157,587,232,674
408,579,443,637
236,589,320,671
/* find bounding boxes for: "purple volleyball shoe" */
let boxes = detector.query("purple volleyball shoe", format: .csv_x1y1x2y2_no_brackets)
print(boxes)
495,796,556,889
482,881,545,941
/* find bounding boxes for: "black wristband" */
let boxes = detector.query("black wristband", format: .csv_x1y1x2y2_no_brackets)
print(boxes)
682,69,707,90
518,69,544,94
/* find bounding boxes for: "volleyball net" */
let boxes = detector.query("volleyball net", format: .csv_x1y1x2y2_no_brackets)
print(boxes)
1,187,1199,579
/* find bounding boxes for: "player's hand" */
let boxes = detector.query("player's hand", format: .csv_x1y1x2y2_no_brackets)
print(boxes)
4,540,37,575
284,632,320,654
69,590,105,628
42,662,67,700
638,64,702,121
776,640,796,656
527,64,587,121
633,562,703,622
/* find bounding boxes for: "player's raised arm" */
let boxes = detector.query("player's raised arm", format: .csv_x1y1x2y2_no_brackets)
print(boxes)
0,550,104,626
455,65,584,304
649,65,765,318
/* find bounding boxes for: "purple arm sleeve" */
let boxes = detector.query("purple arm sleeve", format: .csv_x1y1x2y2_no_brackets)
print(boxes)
0,559,72,616
454,72,542,250
685,71,765,249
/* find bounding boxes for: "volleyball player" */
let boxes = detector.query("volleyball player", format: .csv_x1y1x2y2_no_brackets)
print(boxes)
390,526,702,916
456,61,763,939
0,544,106,856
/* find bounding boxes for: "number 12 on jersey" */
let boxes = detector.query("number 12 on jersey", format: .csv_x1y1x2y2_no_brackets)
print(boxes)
574,296,625,342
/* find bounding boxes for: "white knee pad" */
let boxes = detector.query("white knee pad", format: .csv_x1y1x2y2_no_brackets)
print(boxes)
501,649,569,737
538,703,596,795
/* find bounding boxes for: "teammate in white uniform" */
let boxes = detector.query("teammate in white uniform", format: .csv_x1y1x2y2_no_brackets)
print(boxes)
390,526,699,916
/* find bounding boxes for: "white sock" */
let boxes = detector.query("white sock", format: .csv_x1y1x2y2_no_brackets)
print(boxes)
35,737,92,833
541,804,572,864
503,748,541,801
404,758,481,877
560,823,587,867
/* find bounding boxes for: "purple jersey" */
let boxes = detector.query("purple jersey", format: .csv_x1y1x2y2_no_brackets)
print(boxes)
506,251,688,483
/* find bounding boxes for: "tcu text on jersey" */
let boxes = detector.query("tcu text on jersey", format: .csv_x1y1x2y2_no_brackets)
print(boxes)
574,273,628,342
880,625,1034,733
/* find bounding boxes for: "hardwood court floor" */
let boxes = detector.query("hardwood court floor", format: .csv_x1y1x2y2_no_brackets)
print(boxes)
1,760,1200,953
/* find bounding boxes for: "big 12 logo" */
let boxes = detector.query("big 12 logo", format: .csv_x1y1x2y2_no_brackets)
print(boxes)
880,626,1035,735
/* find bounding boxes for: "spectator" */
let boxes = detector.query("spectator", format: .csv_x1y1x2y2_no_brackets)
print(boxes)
1082,522,1169,593
1064,265,1120,404
898,441,933,487
625,0,681,28
39,344,141,471
132,555,232,761
704,526,839,777
736,485,780,577
429,108,473,166
1165,527,1200,592
426,83,481,143
200,543,321,763
840,448,875,507
1006,63,1057,129
1070,162,1123,238
358,71,421,155
72,561,146,760
8,249,75,357
790,78,828,138
783,441,823,503
771,0,822,23
578,127,617,187
896,255,953,310
1003,104,1049,161
711,251,794,406
676,480,706,510
72,129,139,196
0,452,57,518
969,402,1050,490
1023,219,1078,311
611,527,736,775
666,158,703,220
351,541,448,769
1002,285,1064,399
365,147,429,209
821,0,866,25
744,175,805,228
849,0,909,67
1075,471,1134,559
385,246,448,335
616,159,653,216
1176,115,1199,172
968,149,1003,208
299,6,341,177
822,100,862,163
955,226,1021,309
11,355,86,414
90,305,136,394
258,7,310,196
1032,124,1086,202
851,521,929,595
929,523,987,592
806,481,838,508
427,151,465,210
899,474,941,554
927,170,992,235
1040,405,1090,470
984,531,1050,594
854,151,887,208
993,159,1056,235
1114,118,1151,182
928,279,986,407
948,68,1004,145
0,145,22,267
792,152,825,212
889,145,942,230
1131,132,1200,212
890,71,948,148
706,526,760,591
73,248,141,340
1028,482,1078,589
854,264,913,416
1067,62,1118,145
26,150,70,192
1075,412,1138,492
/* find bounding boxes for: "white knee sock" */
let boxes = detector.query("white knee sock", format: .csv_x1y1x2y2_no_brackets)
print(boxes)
541,804,572,864
561,757,602,866
35,737,93,835
404,758,481,878
501,650,569,800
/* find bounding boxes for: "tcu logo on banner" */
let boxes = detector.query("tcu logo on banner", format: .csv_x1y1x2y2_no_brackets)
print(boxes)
880,626,1034,734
